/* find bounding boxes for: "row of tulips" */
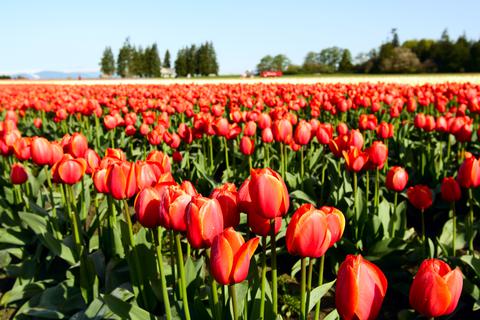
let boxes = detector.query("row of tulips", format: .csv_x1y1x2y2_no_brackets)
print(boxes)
0,83,479,319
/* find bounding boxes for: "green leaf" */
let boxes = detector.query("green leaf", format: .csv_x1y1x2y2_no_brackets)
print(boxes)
289,190,316,205
307,279,336,312
323,309,340,320
461,255,480,278
21,307,64,319
102,293,153,320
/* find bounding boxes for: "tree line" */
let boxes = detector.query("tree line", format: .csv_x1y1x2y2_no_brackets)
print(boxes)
257,29,480,74
174,42,219,77
100,38,171,78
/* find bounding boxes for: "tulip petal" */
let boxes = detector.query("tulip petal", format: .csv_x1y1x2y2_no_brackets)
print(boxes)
210,234,234,285
336,264,359,320
222,227,244,254
231,237,259,283
409,269,451,317
443,268,463,315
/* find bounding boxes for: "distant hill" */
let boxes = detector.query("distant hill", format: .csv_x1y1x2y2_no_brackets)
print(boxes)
5,71,101,80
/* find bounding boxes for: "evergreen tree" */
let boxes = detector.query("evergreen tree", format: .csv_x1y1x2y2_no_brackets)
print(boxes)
207,42,219,75
196,43,209,75
257,55,274,72
163,50,171,68
338,49,353,72
186,45,197,76
117,38,133,78
391,28,400,47
175,48,188,77
271,54,291,71
144,44,161,77
100,47,116,76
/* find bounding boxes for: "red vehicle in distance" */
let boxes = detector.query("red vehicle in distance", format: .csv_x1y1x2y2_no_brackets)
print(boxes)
260,70,283,77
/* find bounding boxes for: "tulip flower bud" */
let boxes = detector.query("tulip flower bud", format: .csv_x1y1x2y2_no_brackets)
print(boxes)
240,136,255,156
286,204,345,258
294,120,312,145
343,147,368,172
186,196,224,249
248,168,289,219
159,184,191,232
457,156,480,188
336,255,388,320
367,141,388,169
407,185,433,210
31,137,53,166
441,177,461,202
51,155,87,185
409,259,463,317
106,161,137,200
135,186,162,228
386,166,408,192
210,228,259,285
211,183,240,228
11,163,28,184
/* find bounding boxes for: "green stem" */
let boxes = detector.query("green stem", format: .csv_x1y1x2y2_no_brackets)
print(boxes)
421,209,427,257
353,172,358,241
270,219,278,317
374,168,379,211
259,237,267,320
306,258,314,318
468,188,475,256
175,233,191,320
224,137,230,177
300,258,307,320
44,166,61,238
122,200,148,309
365,170,370,216
152,228,171,320
391,192,398,238
300,147,304,179
209,135,214,172
205,250,221,320
229,284,238,320
451,202,456,257
314,255,325,320
169,230,177,298
280,143,285,177
248,156,252,171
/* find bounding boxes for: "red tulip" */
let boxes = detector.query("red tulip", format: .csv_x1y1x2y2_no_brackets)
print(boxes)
248,168,289,219
457,156,480,188
105,161,137,200
386,166,409,192
343,147,368,172
407,185,433,210
367,141,388,169
286,204,345,258
272,119,293,144
159,184,191,232
240,136,255,156
64,132,88,158
33,118,42,129
84,149,100,174
31,137,52,166
13,137,31,161
316,123,333,145
135,161,159,191
186,196,224,249
441,177,461,202
51,155,87,185
294,120,312,145
409,259,463,317
11,163,28,184
146,150,171,173
135,186,162,228
210,183,240,228
243,121,257,136
261,128,274,143
172,151,182,163
210,228,259,285
336,254,388,320
376,122,394,139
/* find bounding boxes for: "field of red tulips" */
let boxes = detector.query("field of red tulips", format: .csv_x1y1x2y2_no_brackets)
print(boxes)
0,82,480,319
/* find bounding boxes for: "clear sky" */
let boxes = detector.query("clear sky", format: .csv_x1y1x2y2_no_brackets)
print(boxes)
1,0,479,74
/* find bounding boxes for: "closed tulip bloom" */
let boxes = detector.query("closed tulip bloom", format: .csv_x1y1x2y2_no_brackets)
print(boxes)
135,186,162,228
376,122,394,139
386,166,409,192
272,119,293,144
316,123,333,145
286,204,345,258
31,137,53,166
33,118,42,128
441,177,461,202
347,129,364,150
93,168,109,194
52,155,87,185
49,142,64,166
343,147,368,172
240,136,255,156
11,163,28,184
106,161,137,200
261,128,274,143
146,150,171,173
409,259,463,318
294,120,312,145
135,161,158,190
181,180,198,197
414,113,426,129
336,122,349,136
104,115,117,130
457,156,480,188
248,168,289,219
243,121,257,136
367,141,388,169
84,149,100,174
336,254,388,320
158,184,191,232
65,132,88,158
211,183,240,228
13,137,31,161
210,228,259,285
186,196,224,249
257,113,272,129
407,185,433,210
213,117,230,137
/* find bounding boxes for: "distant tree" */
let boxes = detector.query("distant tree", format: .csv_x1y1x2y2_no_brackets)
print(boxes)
117,38,133,78
257,55,274,72
283,64,302,75
186,45,197,75
318,47,343,72
163,50,171,68
100,47,116,76
431,29,455,72
338,49,353,72
449,35,470,72
379,47,421,73
271,54,291,71
206,42,219,75
175,48,188,77
144,44,161,77
469,40,480,72
196,43,209,75
391,28,400,47
302,52,321,73
129,46,145,77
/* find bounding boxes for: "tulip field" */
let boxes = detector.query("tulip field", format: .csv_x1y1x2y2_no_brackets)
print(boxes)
1,82,480,319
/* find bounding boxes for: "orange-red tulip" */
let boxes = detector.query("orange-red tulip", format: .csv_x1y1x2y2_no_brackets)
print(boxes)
31,137,52,166
135,186,162,228
336,254,388,320
11,163,28,184
409,259,463,317
105,161,137,200
159,184,191,232
52,155,87,185
210,228,259,285
441,177,461,202
407,185,433,210
210,182,240,228
186,196,224,249
386,166,408,192
248,168,289,219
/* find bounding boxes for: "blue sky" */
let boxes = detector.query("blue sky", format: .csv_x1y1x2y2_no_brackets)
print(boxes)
1,0,479,74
